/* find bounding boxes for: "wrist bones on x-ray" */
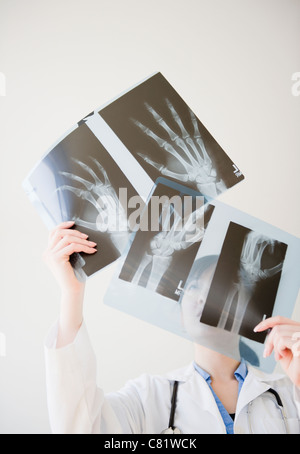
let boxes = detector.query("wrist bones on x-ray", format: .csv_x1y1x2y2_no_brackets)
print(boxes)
133,99,226,198
56,157,130,254
239,232,284,285
131,201,206,292
217,232,284,334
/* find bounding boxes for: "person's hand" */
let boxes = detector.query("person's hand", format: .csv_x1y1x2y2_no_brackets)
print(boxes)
43,220,97,295
254,316,300,388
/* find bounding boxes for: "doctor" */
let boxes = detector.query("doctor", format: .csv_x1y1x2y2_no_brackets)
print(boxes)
44,221,300,434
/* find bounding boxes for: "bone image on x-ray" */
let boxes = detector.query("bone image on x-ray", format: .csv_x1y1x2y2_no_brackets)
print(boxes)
217,231,285,334
131,201,207,292
133,99,227,198
56,156,130,254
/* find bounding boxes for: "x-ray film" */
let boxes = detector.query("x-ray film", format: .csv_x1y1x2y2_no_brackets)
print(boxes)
23,122,139,277
104,181,300,372
23,72,244,278
99,72,244,198
199,222,287,343
118,178,214,301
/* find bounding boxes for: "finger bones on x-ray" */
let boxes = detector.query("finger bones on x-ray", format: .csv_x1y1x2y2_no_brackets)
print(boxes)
217,232,285,334
55,157,130,253
132,99,226,197
131,201,207,292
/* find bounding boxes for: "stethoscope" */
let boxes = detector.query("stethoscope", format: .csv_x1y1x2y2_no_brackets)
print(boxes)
161,381,288,434
161,381,181,434
247,388,288,434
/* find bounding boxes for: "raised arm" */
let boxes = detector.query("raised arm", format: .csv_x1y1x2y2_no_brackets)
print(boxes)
43,220,97,348
42,221,148,434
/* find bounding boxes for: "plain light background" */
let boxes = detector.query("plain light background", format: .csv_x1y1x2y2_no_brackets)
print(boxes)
0,0,299,434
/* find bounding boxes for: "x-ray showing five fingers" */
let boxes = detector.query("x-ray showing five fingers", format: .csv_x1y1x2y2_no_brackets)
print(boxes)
134,100,227,198
23,122,138,277
99,73,244,197
24,72,245,279
23,71,300,371
119,181,215,301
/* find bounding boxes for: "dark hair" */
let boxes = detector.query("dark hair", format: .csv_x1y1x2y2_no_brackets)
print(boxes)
186,255,219,285
239,340,260,366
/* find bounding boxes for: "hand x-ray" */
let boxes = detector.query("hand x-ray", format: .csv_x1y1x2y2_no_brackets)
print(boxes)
23,72,244,278
104,181,300,372
118,179,214,301
99,72,244,197
199,222,287,343
23,122,138,277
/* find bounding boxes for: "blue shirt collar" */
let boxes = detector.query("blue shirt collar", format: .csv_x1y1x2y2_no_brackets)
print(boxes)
234,359,248,383
193,358,248,384
193,358,248,434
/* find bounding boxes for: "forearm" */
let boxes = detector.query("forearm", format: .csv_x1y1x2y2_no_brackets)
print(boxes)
43,220,97,349
56,286,85,348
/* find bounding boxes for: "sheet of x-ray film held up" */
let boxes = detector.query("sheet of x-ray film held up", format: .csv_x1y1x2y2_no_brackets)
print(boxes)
22,72,300,371
105,183,300,373
23,72,244,278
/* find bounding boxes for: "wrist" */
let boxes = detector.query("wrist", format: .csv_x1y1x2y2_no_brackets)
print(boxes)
57,286,85,348
60,288,84,321
61,282,85,300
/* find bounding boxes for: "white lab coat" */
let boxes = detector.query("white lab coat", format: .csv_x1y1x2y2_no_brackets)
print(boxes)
44,321,300,434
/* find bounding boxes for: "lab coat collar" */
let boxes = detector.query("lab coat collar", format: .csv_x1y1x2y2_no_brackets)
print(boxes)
247,364,286,382
163,362,196,383
235,364,286,418
163,363,230,429
164,362,285,383
163,361,286,386
163,362,287,421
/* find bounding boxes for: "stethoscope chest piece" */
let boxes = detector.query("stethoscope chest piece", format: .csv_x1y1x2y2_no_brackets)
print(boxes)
161,427,181,434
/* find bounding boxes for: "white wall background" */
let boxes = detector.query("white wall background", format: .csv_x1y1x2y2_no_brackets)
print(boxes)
0,0,299,434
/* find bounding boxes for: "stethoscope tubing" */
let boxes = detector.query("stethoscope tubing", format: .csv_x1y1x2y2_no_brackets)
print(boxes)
163,381,288,434
168,380,179,430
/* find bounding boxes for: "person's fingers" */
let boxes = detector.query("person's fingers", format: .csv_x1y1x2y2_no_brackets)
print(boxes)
58,242,97,259
49,228,89,249
291,339,300,358
263,324,300,358
291,332,300,358
292,332,300,341
49,220,75,238
254,316,300,333
52,234,96,253
271,336,295,360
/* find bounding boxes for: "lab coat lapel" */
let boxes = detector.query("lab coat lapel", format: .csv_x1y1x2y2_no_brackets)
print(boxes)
180,370,224,413
164,363,226,430
235,365,285,417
